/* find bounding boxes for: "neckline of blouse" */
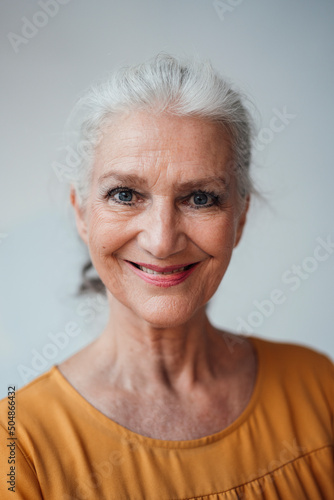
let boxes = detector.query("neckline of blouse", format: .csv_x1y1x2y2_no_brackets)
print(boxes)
53,334,264,450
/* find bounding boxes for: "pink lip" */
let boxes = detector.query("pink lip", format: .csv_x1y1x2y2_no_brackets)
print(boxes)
127,261,197,272
124,260,200,288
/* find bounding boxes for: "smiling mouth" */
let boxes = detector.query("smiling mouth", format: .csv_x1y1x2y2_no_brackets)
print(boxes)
128,262,196,275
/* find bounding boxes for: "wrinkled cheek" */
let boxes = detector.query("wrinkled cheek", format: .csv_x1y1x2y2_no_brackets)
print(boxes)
197,215,236,250
87,226,125,295
202,238,234,295
205,260,230,297
106,270,126,297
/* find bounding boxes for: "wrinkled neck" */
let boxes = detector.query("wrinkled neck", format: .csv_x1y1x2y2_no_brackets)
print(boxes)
95,296,223,396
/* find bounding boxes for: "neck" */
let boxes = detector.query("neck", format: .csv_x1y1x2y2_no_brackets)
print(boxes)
94,295,226,396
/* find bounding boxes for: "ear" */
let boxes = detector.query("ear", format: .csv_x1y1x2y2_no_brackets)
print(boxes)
70,186,88,245
234,195,250,248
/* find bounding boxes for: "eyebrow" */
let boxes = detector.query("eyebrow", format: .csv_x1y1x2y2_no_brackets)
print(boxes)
98,172,231,191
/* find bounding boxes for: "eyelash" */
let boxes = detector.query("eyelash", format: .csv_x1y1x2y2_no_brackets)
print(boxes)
105,186,222,209
105,186,138,206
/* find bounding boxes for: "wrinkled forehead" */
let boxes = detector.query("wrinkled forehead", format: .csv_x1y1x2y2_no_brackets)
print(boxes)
93,111,234,190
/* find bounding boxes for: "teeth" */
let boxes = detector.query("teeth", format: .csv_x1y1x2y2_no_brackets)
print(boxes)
138,265,187,275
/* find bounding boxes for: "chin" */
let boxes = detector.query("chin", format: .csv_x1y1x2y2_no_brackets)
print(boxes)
128,293,207,328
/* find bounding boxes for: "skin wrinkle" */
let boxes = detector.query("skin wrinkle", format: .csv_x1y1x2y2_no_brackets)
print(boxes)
96,115,234,194
63,111,255,439
98,171,231,190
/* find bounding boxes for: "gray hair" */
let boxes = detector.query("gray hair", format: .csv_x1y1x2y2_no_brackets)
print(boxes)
65,53,255,208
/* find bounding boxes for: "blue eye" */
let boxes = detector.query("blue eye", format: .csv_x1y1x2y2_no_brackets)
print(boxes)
106,187,136,204
188,191,219,208
193,193,208,205
116,190,133,202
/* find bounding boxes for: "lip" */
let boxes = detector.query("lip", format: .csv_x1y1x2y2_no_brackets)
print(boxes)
124,260,200,288
126,261,198,273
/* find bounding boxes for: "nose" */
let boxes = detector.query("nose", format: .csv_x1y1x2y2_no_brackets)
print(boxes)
137,197,187,259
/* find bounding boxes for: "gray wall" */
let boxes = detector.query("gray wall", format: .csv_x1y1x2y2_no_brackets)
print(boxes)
1,0,333,397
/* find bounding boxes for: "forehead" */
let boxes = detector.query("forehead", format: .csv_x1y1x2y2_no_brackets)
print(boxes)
94,111,232,182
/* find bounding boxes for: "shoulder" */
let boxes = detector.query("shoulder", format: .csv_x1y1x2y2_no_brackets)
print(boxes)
250,335,334,390
249,336,334,422
0,365,93,479
0,367,66,431
0,367,64,491
220,331,333,380
250,335,334,374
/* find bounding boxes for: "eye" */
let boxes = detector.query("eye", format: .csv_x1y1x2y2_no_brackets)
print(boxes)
187,190,220,208
116,190,133,202
106,186,138,205
193,193,209,205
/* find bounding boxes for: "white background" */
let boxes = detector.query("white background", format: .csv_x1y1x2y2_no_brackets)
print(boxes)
1,0,333,398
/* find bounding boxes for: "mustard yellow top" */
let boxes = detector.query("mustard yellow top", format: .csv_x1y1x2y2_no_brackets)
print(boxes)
0,336,333,499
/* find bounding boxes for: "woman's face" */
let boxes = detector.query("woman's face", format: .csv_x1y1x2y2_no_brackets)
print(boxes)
72,111,249,327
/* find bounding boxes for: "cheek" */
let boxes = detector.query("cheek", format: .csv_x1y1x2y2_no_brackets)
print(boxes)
188,213,237,260
86,210,132,296
85,210,130,293
192,215,237,293
88,208,132,256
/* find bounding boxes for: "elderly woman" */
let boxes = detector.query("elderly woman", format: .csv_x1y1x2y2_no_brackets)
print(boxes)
0,54,333,499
